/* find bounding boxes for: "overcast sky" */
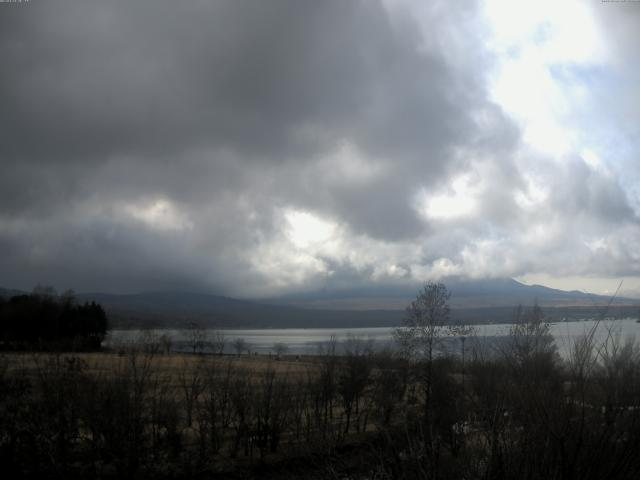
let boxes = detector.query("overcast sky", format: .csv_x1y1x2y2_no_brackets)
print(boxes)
1,0,640,298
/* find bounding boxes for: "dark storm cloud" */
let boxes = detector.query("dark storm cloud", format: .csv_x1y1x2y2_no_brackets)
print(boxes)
2,0,635,295
0,0,508,293
0,0,494,210
2,1,413,157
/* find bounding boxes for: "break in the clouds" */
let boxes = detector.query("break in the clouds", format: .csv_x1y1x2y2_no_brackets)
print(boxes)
1,0,639,297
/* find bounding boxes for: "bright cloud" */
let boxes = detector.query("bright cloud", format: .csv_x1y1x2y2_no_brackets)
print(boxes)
484,0,607,157
418,175,479,220
124,199,193,232
284,210,338,250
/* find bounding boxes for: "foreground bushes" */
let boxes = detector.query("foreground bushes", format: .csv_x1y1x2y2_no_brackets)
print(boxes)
2,325,640,479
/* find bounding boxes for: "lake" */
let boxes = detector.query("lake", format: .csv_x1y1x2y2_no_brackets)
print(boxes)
104,317,640,358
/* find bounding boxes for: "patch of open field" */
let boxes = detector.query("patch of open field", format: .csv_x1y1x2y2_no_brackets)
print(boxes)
2,350,321,381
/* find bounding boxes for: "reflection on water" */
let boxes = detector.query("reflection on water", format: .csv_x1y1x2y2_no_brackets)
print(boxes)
104,318,640,357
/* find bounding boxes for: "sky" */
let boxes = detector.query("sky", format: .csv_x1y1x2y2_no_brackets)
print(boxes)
1,0,640,298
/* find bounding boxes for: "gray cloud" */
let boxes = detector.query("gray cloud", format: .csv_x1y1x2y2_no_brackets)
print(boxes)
0,0,638,296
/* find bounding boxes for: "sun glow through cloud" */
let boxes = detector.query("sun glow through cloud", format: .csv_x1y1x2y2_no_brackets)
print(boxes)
124,199,193,231
284,210,337,250
483,0,606,157
419,176,478,220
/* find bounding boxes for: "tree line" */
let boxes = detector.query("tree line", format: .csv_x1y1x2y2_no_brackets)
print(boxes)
0,286,108,350
2,282,640,478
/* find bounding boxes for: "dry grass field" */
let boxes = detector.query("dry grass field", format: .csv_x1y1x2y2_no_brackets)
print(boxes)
3,350,320,380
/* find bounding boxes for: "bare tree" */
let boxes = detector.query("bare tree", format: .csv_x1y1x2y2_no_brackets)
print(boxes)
32,284,58,299
186,322,208,354
211,330,226,356
338,335,373,433
232,337,247,356
60,289,76,307
394,282,458,361
137,329,161,355
507,303,556,366
393,281,469,476
159,333,172,355
273,342,288,359
178,358,204,428
313,335,339,440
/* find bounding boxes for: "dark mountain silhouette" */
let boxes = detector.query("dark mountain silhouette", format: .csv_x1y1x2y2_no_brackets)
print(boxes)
74,291,404,329
271,277,633,310
2,279,637,329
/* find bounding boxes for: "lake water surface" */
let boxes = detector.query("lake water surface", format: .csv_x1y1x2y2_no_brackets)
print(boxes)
105,318,640,357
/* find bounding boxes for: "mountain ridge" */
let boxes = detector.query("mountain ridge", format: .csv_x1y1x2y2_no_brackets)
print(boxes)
268,277,633,310
2,279,637,328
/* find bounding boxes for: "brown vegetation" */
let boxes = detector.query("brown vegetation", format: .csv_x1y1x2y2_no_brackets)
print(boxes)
2,288,640,479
